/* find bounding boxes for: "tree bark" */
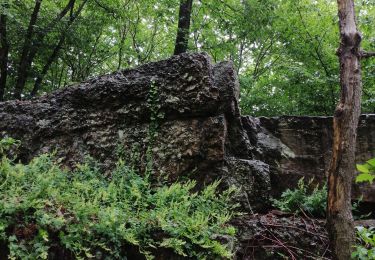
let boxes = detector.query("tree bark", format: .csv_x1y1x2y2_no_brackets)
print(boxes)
0,4,9,101
327,0,362,259
174,0,193,55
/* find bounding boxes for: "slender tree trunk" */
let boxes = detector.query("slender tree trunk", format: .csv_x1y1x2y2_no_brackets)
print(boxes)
13,0,42,99
57,64,65,89
174,0,193,55
14,0,75,99
30,36,65,97
0,5,9,101
117,25,128,70
327,0,362,259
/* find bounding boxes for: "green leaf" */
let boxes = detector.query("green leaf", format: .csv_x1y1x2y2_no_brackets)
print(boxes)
38,229,49,242
366,158,375,167
356,173,375,184
356,164,370,173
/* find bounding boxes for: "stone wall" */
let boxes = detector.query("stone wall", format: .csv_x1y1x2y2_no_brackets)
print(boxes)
242,115,375,203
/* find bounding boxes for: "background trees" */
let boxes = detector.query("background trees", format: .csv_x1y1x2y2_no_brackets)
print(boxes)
0,0,374,118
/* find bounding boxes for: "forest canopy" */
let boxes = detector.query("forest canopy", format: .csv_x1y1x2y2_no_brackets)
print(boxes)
0,0,374,116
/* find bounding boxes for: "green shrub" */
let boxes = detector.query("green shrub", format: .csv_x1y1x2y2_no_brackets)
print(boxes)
352,227,375,260
272,178,327,217
356,158,375,184
0,138,237,259
353,158,375,259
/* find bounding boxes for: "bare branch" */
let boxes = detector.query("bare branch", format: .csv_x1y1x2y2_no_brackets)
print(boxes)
360,51,375,59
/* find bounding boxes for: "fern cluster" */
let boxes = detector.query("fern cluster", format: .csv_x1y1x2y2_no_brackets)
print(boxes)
0,138,236,259
272,178,327,217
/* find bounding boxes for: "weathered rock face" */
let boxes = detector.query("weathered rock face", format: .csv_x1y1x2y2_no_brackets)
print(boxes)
0,53,270,211
242,115,375,203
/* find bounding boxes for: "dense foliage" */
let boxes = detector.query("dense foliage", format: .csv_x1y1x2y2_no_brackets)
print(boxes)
0,138,237,259
0,0,374,115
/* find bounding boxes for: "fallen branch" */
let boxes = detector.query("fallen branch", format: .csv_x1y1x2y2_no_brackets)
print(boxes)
298,207,326,245
259,233,297,260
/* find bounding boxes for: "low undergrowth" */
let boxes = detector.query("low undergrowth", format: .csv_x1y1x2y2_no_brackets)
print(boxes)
273,174,375,259
353,158,375,260
0,138,237,259
272,177,370,220
272,178,327,218
353,227,375,260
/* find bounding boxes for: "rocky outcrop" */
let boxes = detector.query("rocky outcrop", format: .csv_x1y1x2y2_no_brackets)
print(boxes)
0,53,270,211
242,115,375,204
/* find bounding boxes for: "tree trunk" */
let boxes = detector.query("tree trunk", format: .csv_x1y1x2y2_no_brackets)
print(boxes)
31,0,88,96
174,0,193,55
14,0,75,99
30,35,65,97
117,25,128,70
0,5,9,101
13,0,42,99
327,0,362,259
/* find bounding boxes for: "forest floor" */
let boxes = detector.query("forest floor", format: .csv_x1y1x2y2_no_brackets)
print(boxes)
232,211,372,260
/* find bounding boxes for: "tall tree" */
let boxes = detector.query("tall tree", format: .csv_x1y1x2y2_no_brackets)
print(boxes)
13,0,43,99
174,0,193,55
14,0,75,99
327,0,375,259
0,2,9,101
31,0,88,97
